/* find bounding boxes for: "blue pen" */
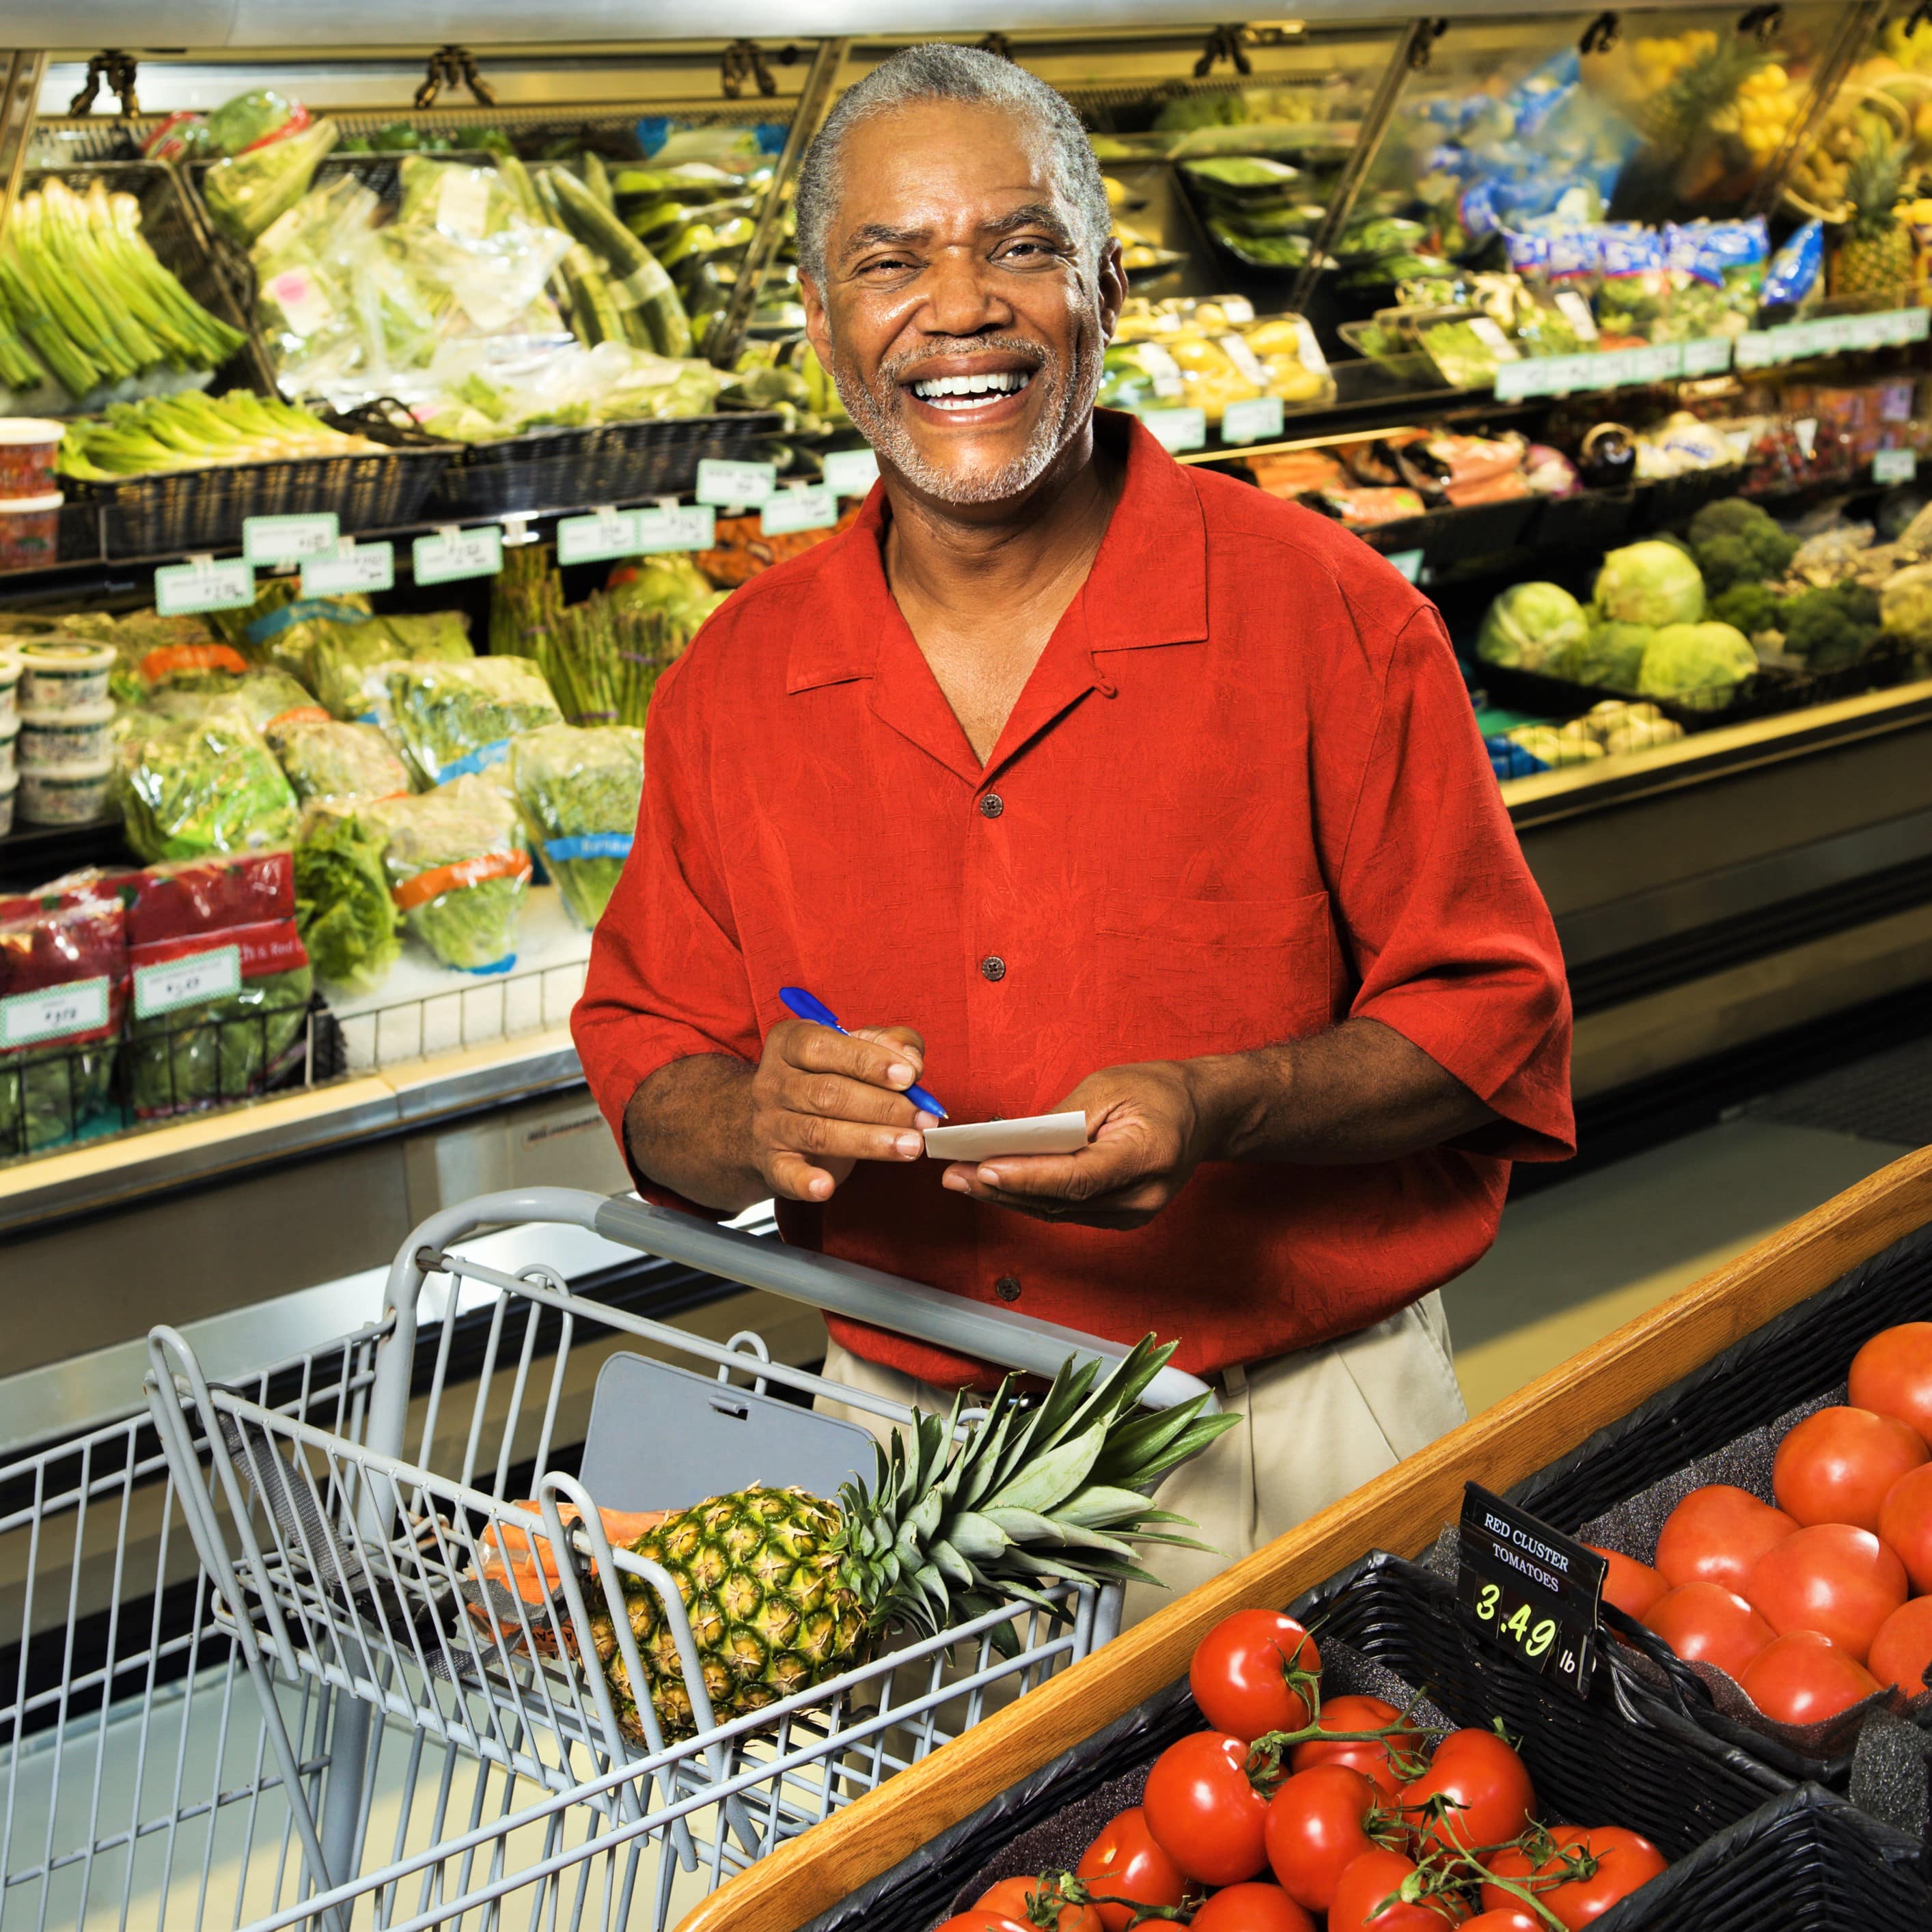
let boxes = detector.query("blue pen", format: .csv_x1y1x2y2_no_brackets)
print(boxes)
778,986,949,1119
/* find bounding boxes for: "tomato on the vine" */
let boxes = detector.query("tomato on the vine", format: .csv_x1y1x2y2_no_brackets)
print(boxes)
1869,1595,1932,1696
1739,1629,1881,1725
1772,1405,1927,1532
1262,1763,1387,1912
974,1875,1102,1932
1190,1610,1321,1741
1398,1727,1535,1858
1142,1730,1271,1885
1288,1695,1418,1795
1073,1808,1186,1932
1583,1545,1668,1620
1745,1522,1907,1662
1849,1321,1932,1448
1653,1485,1796,1595
1640,1582,1774,1681
1482,1824,1666,1927
934,1914,1031,1932
1327,1848,1463,1930
1462,1915,1539,1932
1187,1881,1318,1931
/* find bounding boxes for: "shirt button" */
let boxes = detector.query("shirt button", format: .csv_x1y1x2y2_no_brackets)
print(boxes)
978,792,1004,819
994,1275,1022,1302
980,955,1006,982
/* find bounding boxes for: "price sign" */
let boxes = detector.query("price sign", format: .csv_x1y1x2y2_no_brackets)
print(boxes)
243,512,338,567
1136,406,1207,453
1875,447,1918,485
1680,337,1733,378
823,447,881,497
556,508,641,566
302,540,394,597
1383,548,1425,585
154,555,254,618
695,458,777,507
1219,396,1284,446
761,484,838,536
633,501,715,553
1457,1484,1607,1698
1733,330,1775,370
0,976,109,1048
413,525,503,585
134,945,241,1019
1901,307,1931,344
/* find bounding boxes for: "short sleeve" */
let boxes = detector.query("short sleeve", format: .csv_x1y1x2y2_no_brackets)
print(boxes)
1331,607,1575,1161
570,659,759,1209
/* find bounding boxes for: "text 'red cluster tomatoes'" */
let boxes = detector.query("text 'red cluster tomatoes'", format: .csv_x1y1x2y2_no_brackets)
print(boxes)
1190,1611,1321,1742
1652,1485,1797,1595
1849,1322,1932,1447
1772,1405,1927,1532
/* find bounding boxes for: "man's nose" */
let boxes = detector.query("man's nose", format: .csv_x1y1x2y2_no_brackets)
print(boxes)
920,247,1010,337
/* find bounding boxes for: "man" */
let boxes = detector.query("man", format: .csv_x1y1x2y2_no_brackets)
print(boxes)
574,44,1573,1613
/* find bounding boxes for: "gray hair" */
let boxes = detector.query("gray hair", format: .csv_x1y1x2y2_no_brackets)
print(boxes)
794,44,1111,286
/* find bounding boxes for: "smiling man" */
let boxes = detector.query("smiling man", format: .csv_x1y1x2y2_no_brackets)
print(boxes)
574,46,1574,1610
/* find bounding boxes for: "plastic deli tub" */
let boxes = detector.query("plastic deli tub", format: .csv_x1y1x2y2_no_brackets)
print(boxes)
18,754,112,825
0,767,14,836
0,648,18,728
18,701,113,769
0,712,14,788
16,638,113,710
0,419,66,497
0,492,61,570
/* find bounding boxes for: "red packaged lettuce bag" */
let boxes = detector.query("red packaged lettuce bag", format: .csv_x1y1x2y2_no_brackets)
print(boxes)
122,849,313,1118
0,886,129,1155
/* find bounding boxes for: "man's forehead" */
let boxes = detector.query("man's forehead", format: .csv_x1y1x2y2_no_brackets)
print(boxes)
829,100,1068,230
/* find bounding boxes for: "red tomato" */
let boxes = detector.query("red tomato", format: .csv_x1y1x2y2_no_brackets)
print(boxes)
1849,1322,1932,1448
1740,1630,1881,1724
1640,1582,1775,1681
1584,1545,1668,1620
1653,1485,1797,1595
1190,1610,1321,1741
1262,1764,1385,1912
1398,1727,1535,1858
1772,1406,1927,1532
1745,1522,1908,1663
1074,1809,1187,1932
976,1876,1103,1932
935,1915,1031,1932
1868,1595,1932,1697
1327,1849,1463,1930
1142,1732,1271,1886
1481,1825,1666,1927
1463,1916,1540,1932
1877,1462,1932,1594
1188,1881,1319,1931
1288,1695,1418,1795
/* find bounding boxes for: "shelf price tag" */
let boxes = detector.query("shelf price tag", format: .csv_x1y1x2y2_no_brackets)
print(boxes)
0,976,109,1048
302,539,394,597
243,512,339,567
1680,337,1733,378
154,554,254,618
555,507,641,566
1733,329,1775,370
695,458,777,507
633,501,715,553
1383,548,1425,585
134,944,241,1019
1874,447,1918,485
761,484,838,536
1136,406,1207,453
413,525,503,585
1457,1484,1607,1698
1219,396,1284,445
823,447,881,497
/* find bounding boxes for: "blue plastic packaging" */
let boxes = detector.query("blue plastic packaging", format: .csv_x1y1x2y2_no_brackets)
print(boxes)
1763,218,1824,308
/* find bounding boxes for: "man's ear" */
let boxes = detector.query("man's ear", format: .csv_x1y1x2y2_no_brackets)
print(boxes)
801,271,831,371
1096,238,1127,345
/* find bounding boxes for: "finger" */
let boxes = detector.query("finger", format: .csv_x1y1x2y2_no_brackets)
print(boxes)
768,1150,838,1202
775,1067,925,1129
949,1145,1133,1202
775,1019,924,1092
775,1109,926,1164
848,1023,926,1070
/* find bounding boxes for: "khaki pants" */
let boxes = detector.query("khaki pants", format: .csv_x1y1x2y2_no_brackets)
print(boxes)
815,1292,1467,1627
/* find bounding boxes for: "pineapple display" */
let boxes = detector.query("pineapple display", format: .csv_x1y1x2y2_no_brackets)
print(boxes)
570,1336,1235,1741
1832,129,1914,299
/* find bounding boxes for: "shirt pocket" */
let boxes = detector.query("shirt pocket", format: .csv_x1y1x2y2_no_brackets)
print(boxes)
1092,889,1334,1064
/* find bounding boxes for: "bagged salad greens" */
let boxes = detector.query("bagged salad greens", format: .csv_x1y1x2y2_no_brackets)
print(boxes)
204,113,340,245
243,594,472,719
1661,218,1768,342
376,775,531,973
413,337,726,441
509,723,642,929
122,850,312,1118
266,715,411,805
0,888,128,1155
120,707,301,864
294,802,402,993
378,655,561,788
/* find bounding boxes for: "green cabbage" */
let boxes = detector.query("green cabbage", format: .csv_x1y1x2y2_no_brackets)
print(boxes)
1593,541,1708,629
1474,582,1588,672
1554,618,1654,692
1637,622,1757,710
510,723,642,930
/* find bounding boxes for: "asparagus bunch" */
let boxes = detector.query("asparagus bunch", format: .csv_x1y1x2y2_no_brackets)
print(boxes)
58,389,384,479
0,178,247,400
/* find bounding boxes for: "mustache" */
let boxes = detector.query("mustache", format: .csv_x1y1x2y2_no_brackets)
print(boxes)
879,337,1052,385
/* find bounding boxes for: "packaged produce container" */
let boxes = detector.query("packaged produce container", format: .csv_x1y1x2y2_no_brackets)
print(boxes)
0,646,18,728
16,637,113,710
18,754,112,825
0,418,66,496
0,711,14,787
0,491,62,570
18,700,113,769
0,766,14,836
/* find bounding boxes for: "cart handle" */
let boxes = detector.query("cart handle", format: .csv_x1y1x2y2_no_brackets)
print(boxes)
383,1186,1215,1413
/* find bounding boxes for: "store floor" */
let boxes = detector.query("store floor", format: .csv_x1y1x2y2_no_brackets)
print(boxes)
1444,1116,1915,1417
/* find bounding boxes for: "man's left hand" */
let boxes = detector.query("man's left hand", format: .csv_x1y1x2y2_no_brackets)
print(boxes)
939,1059,1225,1230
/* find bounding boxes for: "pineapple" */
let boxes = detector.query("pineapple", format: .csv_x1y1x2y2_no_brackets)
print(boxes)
1835,130,1914,300
572,1336,1234,1741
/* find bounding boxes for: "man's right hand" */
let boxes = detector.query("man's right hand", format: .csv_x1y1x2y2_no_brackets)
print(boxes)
751,1020,934,1202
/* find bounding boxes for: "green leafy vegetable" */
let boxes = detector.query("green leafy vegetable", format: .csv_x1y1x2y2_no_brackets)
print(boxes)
1593,541,1708,629
1637,621,1757,710
267,715,410,804
510,723,643,929
294,803,402,992
376,775,531,973
1474,582,1588,671
120,709,301,864
378,655,562,788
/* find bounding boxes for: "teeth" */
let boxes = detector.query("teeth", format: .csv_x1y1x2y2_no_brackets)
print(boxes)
910,370,1033,401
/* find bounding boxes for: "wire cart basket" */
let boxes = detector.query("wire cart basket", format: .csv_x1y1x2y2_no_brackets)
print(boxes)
141,1185,1214,1928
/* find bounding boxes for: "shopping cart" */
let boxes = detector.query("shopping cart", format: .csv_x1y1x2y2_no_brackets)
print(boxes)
143,1185,1215,1929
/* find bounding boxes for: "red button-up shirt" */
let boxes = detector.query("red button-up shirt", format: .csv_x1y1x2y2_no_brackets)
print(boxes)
574,414,1573,1387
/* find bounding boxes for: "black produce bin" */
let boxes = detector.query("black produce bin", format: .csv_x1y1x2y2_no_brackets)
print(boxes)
803,1550,1795,1932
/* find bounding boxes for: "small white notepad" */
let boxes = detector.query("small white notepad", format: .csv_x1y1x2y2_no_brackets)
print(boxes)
923,1111,1090,1161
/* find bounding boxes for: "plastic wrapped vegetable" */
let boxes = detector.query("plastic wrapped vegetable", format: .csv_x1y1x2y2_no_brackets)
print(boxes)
120,709,300,864
510,723,642,929
245,597,472,718
378,656,562,788
293,803,402,993
0,889,128,1155
1592,541,1707,629
1636,622,1757,710
266,715,411,805
122,851,312,1118
204,89,308,156
1474,582,1588,671
376,775,532,974
204,115,340,245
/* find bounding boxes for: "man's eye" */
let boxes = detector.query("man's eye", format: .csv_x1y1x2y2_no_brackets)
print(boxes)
999,240,1061,263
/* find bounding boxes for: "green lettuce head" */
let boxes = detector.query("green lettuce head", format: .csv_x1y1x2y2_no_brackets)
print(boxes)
1474,581,1589,672
1637,622,1756,710
1555,618,1653,692
1593,541,1707,629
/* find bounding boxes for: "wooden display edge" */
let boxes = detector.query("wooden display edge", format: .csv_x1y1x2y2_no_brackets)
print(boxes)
676,1142,1932,1932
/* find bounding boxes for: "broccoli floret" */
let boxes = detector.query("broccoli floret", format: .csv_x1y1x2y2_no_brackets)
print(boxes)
1778,582,1882,672
1709,581,1780,638
1686,497,1799,590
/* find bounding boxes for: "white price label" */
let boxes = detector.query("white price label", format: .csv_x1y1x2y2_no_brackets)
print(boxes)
1901,307,1931,343
437,167,492,239
823,447,881,497
695,459,777,507
0,976,109,1048
1217,333,1272,386
1494,359,1545,401
262,266,335,339
1874,447,1918,485
243,512,338,566
1136,343,1186,400
556,508,642,566
1681,337,1733,377
1793,417,1819,458
761,485,838,536
1734,331,1775,370
413,525,503,585
633,502,715,553
302,540,395,597
1469,316,1519,361
1555,290,1599,342
154,556,254,617
1219,396,1285,445
1136,406,1207,453
134,944,241,1019
1384,548,1426,585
